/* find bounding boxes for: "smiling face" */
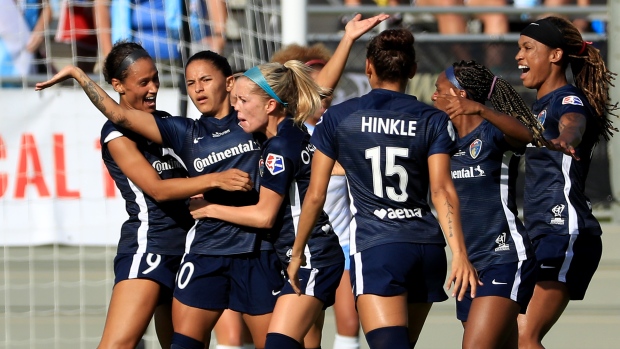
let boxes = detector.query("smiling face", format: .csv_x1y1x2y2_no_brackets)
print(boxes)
516,35,557,91
113,57,159,113
234,77,270,134
185,59,233,117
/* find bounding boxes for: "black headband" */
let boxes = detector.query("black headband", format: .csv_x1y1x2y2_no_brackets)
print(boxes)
520,18,565,51
113,49,151,80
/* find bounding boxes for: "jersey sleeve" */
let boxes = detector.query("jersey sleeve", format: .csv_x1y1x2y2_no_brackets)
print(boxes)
259,138,296,196
100,121,125,145
310,109,339,160
154,116,192,154
427,111,457,156
554,93,590,117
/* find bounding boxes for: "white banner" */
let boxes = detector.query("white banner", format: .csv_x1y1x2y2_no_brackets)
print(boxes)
0,88,186,245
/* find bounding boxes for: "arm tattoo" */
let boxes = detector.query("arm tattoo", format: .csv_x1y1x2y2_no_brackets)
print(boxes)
79,73,106,113
444,200,454,237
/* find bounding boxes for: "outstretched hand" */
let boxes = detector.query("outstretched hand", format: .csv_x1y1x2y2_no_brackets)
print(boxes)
435,88,483,120
34,65,80,91
286,255,307,295
343,13,390,41
215,168,253,192
546,138,580,160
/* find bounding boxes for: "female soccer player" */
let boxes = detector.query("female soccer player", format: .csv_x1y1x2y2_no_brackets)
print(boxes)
93,42,252,349
35,15,388,349
190,60,345,349
432,60,543,349
287,28,479,349
270,44,361,349
516,16,617,348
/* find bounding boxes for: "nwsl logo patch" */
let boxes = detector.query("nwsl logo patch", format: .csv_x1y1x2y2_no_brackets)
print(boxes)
265,153,285,175
537,110,547,125
562,96,583,106
469,139,482,159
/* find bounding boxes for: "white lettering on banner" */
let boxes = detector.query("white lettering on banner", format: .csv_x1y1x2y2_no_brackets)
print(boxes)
0,89,186,246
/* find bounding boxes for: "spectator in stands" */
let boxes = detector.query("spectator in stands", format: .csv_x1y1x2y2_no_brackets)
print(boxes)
341,0,404,29
414,0,508,36
544,0,591,32
0,0,52,79
94,0,227,116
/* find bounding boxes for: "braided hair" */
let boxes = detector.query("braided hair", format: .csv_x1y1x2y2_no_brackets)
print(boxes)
452,60,548,147
546,16,618,141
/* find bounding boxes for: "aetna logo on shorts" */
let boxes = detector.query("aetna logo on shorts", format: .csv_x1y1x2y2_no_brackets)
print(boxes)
193,140,259,172
152,159,183,174
373,207,422,220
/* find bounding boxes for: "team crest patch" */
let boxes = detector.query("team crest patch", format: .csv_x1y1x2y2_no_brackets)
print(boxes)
258,158,265,177
469,139,482,159
265,153,285,175
562,96,583,106
537,110,547,125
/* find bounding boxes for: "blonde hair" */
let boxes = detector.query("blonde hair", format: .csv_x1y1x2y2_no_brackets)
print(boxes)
271,43,332,66
246,61,331,125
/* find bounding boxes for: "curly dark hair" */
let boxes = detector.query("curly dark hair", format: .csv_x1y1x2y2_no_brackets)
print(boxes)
453,60,548,147
546,16,618,141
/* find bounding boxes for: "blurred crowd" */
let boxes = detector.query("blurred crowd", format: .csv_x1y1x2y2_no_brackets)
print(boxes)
0,0,606,80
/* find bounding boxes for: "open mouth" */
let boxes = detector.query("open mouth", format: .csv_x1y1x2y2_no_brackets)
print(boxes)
518,65,530,79
144,95,156,107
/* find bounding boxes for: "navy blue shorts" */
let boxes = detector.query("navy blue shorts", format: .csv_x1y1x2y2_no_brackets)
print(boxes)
114,253,182,304
532,234,602,300
173,250,284,315
350,243,448,303
281,263,344,309
456,259,537,321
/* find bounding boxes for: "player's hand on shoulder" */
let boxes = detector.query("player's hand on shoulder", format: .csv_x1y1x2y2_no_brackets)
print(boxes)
35,65,81,91
445,252,481,301
215,168,253,192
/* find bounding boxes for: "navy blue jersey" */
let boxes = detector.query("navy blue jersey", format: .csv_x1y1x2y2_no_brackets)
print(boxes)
259,118,343,268
524,85,602,238
154,111,270,255
311,89,456,254
101,112,194,255
451,120,532,270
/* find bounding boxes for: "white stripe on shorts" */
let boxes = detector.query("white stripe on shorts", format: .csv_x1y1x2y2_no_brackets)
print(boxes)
306,268,319,297
128,253,144,279
510,260,524,301
354,252,363,295
559,234,578,283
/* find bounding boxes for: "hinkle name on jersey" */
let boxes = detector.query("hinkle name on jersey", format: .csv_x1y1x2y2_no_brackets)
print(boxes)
152,159,184,174
361,116,416,136
451,166,486,179
193,140,259,172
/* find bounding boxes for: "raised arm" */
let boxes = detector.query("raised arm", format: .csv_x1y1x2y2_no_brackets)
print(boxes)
190,185,283,229
287,150,335,294
428,153,480,301
109,137,252,201
314,13,389,90
35,65,164,144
